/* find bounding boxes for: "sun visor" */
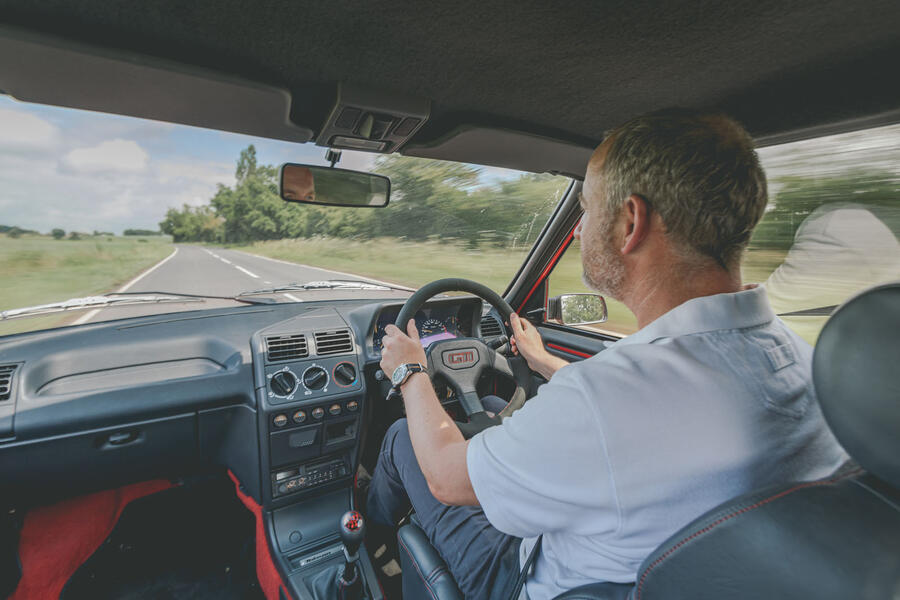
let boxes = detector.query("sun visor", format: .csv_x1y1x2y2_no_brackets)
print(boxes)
0,27,314,143
402,127,593,178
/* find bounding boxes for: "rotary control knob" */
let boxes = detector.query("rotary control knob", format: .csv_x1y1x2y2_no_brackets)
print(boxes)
303,366,328,390
333,362,357,386
270,371,297,397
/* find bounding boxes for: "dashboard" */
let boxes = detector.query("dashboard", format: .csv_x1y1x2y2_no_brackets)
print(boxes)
0,295,503,510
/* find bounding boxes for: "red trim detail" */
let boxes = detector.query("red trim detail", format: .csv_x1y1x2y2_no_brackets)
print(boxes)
228,470,293,600
634,468,864,600
546,342,593,358
332,361,357,388
516,226,576,313
11,479,174,600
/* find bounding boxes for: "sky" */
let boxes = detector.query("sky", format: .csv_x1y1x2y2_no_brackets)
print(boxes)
0,95,390,234
1,93,898,234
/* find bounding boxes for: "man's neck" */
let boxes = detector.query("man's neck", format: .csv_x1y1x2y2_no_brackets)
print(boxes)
621,260,742,330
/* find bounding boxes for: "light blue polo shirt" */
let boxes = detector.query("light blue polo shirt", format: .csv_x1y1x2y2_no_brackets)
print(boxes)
467,285,847,599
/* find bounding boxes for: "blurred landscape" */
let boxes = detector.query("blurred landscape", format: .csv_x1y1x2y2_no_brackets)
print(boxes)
3,124,899,343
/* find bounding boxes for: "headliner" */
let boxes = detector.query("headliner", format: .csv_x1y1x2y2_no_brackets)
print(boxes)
0,0,898,173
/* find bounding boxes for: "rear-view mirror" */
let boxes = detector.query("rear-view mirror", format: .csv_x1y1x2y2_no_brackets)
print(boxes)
279,163,390,208
547,293,608,326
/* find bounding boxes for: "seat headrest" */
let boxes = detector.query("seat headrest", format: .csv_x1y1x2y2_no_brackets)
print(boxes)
813,282,900,488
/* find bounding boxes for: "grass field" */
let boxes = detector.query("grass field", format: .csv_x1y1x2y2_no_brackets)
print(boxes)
0,234,173,337
236,238,796,339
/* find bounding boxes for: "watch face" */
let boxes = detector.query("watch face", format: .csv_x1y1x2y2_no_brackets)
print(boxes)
391,365,408,386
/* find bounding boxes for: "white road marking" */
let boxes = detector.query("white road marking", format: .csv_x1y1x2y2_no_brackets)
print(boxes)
283,293,302,302
232,250,415,290
73,247,180,325
235,265,260,279
264,280,272,284
220,258,232,264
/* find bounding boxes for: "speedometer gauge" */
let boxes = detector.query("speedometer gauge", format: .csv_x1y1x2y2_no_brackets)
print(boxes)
420,318,447,336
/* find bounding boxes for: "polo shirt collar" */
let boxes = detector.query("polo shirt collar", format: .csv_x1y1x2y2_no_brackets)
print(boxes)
615,284,776,346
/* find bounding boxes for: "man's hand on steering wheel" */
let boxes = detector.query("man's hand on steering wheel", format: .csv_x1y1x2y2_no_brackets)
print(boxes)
379,320,427,377
509,313,569,380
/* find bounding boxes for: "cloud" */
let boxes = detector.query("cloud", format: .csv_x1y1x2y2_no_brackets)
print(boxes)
60,139,149,174
0,107,60,152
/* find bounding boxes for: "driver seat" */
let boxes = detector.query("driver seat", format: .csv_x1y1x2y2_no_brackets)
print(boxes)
397,282,900,599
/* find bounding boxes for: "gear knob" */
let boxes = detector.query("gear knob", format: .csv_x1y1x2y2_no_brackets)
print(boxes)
340,510,365,557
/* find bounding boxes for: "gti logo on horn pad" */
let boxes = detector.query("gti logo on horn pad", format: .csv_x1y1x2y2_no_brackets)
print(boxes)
442,348,479,369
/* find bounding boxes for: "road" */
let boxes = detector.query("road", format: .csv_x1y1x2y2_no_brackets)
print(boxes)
74,244,412,324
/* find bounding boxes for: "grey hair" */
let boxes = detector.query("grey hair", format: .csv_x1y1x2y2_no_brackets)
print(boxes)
599,109,768,269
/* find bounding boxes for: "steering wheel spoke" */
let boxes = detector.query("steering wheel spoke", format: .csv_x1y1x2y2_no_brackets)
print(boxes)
395,278,534,422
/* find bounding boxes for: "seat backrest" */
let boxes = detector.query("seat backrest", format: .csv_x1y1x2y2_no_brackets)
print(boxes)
631,282,900,600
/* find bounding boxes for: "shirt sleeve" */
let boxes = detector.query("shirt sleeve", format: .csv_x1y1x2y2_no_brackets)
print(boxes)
466,366,620,539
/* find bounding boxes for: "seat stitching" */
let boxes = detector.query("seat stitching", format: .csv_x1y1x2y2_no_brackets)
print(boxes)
635,468,863,600
398,534,439,600
426,564,443,582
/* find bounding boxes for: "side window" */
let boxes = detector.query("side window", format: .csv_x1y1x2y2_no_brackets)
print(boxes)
548,123,900,343
547,239,637,337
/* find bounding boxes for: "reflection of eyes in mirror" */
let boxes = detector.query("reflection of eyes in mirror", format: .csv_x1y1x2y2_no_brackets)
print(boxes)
279,164,390,207
282,166,316,202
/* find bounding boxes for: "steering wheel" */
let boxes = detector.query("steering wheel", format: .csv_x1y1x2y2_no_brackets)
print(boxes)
394,278,533,438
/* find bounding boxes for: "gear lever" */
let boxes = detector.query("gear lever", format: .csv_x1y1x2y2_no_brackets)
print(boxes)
339,510,365,595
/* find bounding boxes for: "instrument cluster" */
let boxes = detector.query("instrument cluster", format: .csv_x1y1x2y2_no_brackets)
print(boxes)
372,303,471,350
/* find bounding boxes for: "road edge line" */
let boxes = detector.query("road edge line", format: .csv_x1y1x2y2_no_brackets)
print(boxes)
72,246,180,325
229,249,415,291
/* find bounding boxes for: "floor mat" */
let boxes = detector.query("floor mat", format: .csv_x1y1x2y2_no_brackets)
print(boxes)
11,479,174,600
61,476,264,600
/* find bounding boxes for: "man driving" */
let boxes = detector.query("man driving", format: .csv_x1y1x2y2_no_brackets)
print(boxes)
367,109,847,599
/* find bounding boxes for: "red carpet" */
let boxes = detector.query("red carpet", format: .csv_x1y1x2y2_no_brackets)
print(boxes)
11,480,174,600
229,470,293,600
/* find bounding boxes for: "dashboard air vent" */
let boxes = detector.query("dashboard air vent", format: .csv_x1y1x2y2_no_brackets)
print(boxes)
266,334,308,362
480,315,503,337
0,365,17,401
314,329,354,356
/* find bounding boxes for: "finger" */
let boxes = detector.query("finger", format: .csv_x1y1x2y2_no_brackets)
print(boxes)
384,324,400,336
518,315,531,332
509,313,525,335
406,319,420,340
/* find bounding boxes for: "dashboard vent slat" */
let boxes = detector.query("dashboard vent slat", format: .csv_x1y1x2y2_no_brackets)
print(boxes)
266,334,308,362
314,329,354,356
0,365,17,401
480,316,503,337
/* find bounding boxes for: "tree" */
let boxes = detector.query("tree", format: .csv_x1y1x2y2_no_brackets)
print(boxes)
159,204,224,242
157,145,570,246
123,229,162,236
52,228,65,239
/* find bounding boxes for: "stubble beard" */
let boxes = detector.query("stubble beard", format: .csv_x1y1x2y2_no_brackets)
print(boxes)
581,215,626,301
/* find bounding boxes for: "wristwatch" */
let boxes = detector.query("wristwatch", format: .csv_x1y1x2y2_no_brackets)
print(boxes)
391,363,427,388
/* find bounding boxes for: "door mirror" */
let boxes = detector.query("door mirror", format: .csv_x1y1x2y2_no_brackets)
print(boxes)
279,163,390,207
547,294,608,326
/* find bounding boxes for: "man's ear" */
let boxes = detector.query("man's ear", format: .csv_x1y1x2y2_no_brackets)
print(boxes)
621,194,652,255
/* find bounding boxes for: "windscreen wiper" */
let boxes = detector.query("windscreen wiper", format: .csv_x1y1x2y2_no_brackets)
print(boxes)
1,291,272,321
238,279,412,296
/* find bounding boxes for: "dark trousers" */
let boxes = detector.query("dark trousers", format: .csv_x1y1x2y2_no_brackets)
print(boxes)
366,397,521,600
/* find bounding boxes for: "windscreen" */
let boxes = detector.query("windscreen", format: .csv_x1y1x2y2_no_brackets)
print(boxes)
0,96,570,337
